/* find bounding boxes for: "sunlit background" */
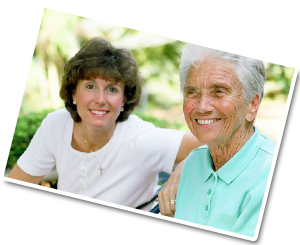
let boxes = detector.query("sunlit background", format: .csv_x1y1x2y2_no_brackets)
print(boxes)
7,9,294,183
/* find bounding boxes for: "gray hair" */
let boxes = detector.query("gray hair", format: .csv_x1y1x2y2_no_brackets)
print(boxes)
179,44,266,103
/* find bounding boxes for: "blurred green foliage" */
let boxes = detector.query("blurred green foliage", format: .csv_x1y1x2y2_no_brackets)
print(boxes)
7,110,51,169
264,63,295,99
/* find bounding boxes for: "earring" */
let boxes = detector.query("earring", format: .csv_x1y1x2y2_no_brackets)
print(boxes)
120,107,124,112
73,100,77,105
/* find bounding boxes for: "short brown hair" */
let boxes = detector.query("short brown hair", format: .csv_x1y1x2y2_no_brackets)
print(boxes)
60,37,143,122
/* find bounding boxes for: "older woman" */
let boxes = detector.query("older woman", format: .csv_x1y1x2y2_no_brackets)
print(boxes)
8,37,200,211
174,44,275,237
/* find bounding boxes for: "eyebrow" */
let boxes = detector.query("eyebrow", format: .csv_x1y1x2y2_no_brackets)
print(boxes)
106,81,120,85
184,82,230,91
84,79,121,86
183,85,197,90
211,82,231,89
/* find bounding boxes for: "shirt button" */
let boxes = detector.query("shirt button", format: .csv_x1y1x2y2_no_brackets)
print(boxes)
207,189,212,195
205,205,208,211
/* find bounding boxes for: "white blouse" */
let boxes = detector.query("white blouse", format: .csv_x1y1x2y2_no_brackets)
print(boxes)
18,108,184,210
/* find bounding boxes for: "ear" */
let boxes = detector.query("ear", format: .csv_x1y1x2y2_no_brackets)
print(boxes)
246,94,260,122
72,91,76,102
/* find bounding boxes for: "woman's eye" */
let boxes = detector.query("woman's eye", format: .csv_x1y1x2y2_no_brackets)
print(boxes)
185,90,197,98
107,87,118,93
85,84,95,90
214,88,226,97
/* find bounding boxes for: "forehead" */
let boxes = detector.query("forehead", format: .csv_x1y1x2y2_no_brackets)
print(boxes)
186,59,240,88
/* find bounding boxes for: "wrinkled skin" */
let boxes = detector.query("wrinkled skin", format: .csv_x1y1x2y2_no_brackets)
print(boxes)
158,161,185,217
183,59,259,170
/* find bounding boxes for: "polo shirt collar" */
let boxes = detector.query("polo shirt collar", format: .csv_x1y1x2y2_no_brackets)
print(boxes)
199,148,214,183
201,127,264,184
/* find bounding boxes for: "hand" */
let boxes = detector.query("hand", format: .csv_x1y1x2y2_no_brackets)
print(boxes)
158,161,184,217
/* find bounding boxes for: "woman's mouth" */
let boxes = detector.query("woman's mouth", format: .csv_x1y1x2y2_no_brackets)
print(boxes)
90,110,108,115
196,119,221,125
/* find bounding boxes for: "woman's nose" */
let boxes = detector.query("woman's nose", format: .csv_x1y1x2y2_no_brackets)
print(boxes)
196,94,214,113
95,90,106,104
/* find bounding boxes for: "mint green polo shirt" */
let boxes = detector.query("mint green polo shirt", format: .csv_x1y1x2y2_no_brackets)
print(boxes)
174,127,275,237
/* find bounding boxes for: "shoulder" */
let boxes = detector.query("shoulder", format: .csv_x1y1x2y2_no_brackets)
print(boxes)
43,108,72,126
192,145,209,152
45,108,72,121
39,108,72,134
242,134,275,194
119,114,180,138
117,114,184,150
189,145,209,157
120,114,155,131
183,145,209,170
258,133,276,156
252,133,276,173
114,114,157,144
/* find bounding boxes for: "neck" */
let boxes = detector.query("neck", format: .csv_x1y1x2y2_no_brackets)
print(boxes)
209,124,254,171
74,121,116,153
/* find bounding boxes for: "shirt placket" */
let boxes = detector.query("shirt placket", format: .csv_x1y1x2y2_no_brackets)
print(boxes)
79,153,88,195
204,172,218,220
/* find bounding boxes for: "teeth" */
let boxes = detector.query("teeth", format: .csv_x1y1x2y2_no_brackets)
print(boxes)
197,119,218,125
91,110,107,115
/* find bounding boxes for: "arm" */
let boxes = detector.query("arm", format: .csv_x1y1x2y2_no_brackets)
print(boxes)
232,183,266,237
8,112,59,185
158,132,202,217
175,132,202,163
8,164,44,185
158,160,184,217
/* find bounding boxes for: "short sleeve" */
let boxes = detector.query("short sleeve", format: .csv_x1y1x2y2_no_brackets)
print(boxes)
232,182,266,237
133,126,185,175
17,113,57,176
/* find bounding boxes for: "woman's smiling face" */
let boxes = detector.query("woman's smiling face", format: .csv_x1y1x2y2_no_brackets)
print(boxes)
73,77,125,130
183,59,251,146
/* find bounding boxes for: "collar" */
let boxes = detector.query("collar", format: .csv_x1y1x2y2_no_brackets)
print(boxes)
199,127,265,184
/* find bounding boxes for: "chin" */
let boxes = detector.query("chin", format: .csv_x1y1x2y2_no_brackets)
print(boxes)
193,130,220,145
